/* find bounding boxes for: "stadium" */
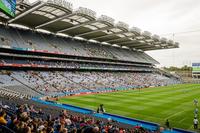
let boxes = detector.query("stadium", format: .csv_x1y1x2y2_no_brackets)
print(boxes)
0,0,199,133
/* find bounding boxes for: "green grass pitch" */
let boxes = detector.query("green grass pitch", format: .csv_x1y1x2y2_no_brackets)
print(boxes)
58,84,200,130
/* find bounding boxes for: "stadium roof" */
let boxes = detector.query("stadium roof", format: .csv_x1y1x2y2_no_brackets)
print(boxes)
0,0,179,51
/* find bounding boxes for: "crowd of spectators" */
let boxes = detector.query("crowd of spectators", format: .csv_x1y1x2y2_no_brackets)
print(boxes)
83,43,115,59
0,96,160,133
0,70,182,98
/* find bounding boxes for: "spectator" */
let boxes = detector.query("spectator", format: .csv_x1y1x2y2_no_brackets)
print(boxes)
0,95,161,133
0,110,7,125
97,104,105,113
165,119,170,128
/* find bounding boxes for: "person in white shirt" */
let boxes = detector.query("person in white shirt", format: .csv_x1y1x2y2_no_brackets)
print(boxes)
194,117,198,129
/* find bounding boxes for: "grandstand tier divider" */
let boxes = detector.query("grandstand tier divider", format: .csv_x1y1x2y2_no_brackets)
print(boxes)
0,64,153,73
0,52,153,69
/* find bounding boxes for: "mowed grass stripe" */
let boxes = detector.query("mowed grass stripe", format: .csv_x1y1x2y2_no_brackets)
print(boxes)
60,84,198,115
58,84,200,131
74,84,198,101
62,85,198,116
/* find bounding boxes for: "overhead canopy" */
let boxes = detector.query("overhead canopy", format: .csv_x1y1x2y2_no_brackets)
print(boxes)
0,0,179,51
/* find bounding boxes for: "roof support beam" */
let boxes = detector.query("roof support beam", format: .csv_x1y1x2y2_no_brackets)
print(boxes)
115,37,145,45
106,35,135,43
131,44,164,50
57,20,96,33
9,2,45,23
142,47,161,51
35,14,73,29
116,40,139,45
90,31,126,40
124,43,143,47
76,26,114,37
116,37,154,46
132,45,153,49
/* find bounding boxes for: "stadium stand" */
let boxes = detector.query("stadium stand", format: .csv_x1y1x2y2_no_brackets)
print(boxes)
0,25,158,64
0,95,161,133
0,71,181,98
0,0,187,132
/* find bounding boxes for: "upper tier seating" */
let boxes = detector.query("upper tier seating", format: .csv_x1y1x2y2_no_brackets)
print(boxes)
0,25,158,64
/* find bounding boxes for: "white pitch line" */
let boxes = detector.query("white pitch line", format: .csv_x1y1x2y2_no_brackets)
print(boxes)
166,110,186,119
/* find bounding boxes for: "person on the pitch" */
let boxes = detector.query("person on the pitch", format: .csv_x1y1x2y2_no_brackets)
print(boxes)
194,117,198,129
97,104,105,113
194,108,198,115
194,99,198,106
165,119,170,129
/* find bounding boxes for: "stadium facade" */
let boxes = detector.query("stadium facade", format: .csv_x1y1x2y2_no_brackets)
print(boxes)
0,1,191,133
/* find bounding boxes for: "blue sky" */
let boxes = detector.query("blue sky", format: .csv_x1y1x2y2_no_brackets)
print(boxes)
29,0,200,67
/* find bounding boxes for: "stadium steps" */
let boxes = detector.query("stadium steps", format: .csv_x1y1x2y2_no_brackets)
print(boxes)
0,87,21,98
0,87,20,95
9,74,44,96
0,86,33,99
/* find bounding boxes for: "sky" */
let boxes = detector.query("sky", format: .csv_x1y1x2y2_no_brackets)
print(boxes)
28,0,200,67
